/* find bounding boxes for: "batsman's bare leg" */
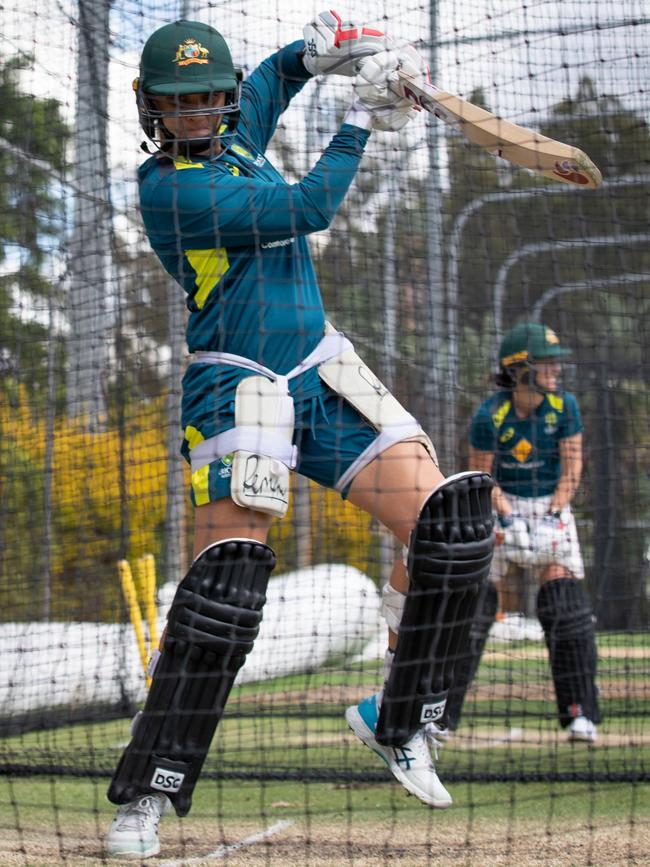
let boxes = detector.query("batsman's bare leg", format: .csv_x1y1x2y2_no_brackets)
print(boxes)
346,444,494,807
348,442,444,546
193,498,273,557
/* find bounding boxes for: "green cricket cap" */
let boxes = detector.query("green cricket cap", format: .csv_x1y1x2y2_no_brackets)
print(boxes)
139,20,237,95
499,322,572,367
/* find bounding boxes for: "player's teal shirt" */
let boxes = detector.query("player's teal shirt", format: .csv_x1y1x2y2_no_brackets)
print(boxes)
469,390,583,497
137,41,370,405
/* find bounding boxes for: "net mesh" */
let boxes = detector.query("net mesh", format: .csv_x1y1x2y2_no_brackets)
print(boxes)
0,0,649,863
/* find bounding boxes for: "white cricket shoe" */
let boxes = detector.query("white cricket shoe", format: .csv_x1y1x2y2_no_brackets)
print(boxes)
106,793,171,859
568,715,597,744
427,722,452,744
345,693,452,809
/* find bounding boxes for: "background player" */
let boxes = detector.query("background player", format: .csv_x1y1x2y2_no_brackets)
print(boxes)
445,322,601,742
104,14,494,859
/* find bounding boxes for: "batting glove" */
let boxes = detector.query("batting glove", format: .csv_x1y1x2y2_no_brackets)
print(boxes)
353,43,428,131
303,10,391,77
501,515,535,566
530,513,573,564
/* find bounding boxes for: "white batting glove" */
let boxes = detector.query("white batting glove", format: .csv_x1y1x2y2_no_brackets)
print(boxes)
343,97,413,133
353,43,428,131
303,10,392,77
530,513,573,565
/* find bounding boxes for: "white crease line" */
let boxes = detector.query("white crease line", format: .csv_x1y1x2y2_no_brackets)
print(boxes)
157,819,294,866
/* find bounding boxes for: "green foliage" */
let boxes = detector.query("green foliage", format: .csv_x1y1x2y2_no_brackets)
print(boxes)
445,86,502,213
543,76,650,178
0,388,170,622
113,237,176,401
0,54,70,399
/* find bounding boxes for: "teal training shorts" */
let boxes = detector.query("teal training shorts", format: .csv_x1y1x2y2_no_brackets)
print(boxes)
181,379,378,507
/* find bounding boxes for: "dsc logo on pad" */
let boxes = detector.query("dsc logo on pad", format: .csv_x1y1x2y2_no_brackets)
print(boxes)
420,702,445,723
151,767,184,793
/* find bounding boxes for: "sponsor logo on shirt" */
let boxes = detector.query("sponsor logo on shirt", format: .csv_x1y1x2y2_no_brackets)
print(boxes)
544,411,558,434
219,453,234,478
500,459,544,470
261,238,295,249
511,438,533,463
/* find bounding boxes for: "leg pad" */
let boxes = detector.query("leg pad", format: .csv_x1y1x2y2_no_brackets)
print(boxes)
537,578,601,727
376,472,494,746
445,580,498,731
107,539,275,816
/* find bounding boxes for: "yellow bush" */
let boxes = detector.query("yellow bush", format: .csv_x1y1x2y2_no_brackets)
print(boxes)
0,388,171,619
1,387,382,619
270,480,375,577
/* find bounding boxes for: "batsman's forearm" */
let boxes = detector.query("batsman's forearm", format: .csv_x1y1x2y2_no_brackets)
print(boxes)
298,123,370,222
552,434,582,511
550,468,582,511
492,485,512,516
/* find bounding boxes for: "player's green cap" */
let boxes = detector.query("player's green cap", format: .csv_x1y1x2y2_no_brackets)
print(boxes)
499,322,572,367
138,20,237,95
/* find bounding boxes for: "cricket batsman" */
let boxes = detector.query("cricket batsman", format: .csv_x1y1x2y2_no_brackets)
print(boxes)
446,322,601,742
105,13,494,858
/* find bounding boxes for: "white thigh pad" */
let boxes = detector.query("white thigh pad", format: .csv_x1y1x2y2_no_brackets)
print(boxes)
230,375,295,518
317,332,437,463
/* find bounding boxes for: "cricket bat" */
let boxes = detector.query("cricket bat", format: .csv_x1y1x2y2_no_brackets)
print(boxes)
393,69,602,189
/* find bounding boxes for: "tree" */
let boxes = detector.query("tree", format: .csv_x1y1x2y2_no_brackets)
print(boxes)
542,76,650,179
0,55,69,402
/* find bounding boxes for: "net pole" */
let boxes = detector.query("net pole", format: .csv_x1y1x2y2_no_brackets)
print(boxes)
66,0,113,428
423,0,447,467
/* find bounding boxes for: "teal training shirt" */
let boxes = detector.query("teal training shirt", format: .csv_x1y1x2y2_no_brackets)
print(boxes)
469,390,583,497
137,41,370,402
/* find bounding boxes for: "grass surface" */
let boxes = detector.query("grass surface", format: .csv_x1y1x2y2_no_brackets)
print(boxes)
3,636,648,781
1,776,648,865
1,632,648,864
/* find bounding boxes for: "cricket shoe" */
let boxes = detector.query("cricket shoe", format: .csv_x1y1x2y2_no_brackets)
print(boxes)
345,693,452,808
567,715,597,744
106,793,171,859
427,722,452,745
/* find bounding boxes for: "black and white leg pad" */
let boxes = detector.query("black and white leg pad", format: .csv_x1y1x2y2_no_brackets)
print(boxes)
376,472,494,747
107,539,275,817
445,580,498,731
536,578,600,727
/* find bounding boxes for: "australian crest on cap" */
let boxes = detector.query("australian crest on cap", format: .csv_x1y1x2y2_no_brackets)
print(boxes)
175,39,209,66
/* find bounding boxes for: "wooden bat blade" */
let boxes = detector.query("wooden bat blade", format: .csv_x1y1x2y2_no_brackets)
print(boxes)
394,70,602,189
